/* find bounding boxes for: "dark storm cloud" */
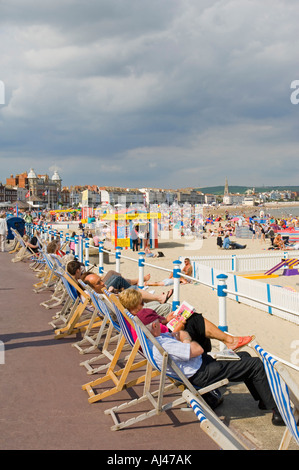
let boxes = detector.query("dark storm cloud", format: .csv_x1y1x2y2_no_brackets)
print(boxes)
1,0,299,188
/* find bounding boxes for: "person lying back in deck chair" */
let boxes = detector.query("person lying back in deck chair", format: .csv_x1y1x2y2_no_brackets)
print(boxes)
81,272,174,307
146,318,285,426
118,288,255,410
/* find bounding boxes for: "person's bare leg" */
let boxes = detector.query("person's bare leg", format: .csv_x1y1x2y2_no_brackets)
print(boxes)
204,318,251,349
141,289,172,304
130,273,151,285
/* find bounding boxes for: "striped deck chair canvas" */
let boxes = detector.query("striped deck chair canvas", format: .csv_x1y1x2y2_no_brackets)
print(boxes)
72,283,109,355
79,290,122,374
250,341,299,450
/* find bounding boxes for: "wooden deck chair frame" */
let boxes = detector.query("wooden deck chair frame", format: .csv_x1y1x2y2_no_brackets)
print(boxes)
249,340,299,450
104,313,248,450
81,291,159,404
47,266,79,329
33,252,58,293
40,255,69,309
71,281,109,355
79,290,123,375
10,229,39,263
54,272,97,339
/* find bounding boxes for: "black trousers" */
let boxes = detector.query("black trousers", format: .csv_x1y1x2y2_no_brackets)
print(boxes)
190,351,276,410
184,313,212,353
132,239,139,251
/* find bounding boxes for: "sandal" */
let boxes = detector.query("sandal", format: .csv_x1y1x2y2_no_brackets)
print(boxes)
163,289,174,304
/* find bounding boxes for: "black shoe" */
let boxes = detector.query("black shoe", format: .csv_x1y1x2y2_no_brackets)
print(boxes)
258,400,267,410
272,408,285,426
202,389,224,410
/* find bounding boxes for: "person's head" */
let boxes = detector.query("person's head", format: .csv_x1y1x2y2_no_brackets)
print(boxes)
184,258,190,265
118,288,143,314
81,272,105,293
67,260,84,280
146,319,161,337
47,240,58,254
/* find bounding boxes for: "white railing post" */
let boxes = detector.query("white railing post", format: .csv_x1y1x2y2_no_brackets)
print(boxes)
85,239,89,268
115,247,121,273
74,235,79,260
79,236,83,263
217,274,228,351
138,251,145,288
99,241,104,274
172,260,181,310
65,232,70,253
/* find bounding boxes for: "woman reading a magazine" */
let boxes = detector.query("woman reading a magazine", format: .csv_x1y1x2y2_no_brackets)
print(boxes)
118,288,253,352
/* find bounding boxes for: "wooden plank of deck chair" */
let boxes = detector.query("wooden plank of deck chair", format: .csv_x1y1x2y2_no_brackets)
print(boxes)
79,321,122,374
72,293,109,354
78,290,123,370
81,334,153,403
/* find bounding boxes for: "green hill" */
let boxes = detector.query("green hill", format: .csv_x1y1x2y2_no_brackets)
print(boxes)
197,186,299,195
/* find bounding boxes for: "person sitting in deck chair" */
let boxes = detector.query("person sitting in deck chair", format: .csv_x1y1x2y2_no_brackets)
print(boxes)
146,318,284,426
119,288,255,410
81,272,174,308
118,288,254,353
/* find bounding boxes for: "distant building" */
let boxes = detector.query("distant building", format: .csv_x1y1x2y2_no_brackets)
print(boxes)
6,169,63,209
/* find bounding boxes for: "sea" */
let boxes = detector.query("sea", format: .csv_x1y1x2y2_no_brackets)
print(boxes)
262,205,299,218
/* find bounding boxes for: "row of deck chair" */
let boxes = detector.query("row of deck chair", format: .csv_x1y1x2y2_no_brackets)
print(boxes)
24,235,299,450
35,266,245,449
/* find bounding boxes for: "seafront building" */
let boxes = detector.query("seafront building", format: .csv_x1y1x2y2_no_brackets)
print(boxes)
1,170,298,210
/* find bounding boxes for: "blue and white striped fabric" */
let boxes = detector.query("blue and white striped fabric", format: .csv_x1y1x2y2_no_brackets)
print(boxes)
254,343,299,445
188,397,208,424
103,290,134,346
91,290,120,333
55,270,79,303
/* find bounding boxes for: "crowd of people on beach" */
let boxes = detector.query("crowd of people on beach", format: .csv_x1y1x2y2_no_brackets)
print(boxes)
2,204,299,255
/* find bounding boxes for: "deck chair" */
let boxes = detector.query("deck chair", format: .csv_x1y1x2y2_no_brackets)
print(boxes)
71,281,110,355
40,255,68,309
33,251,58,293
79,290,123,374
54,272,97,339
249,340,299,450
10,229,39,263
81,290,159,404
48,267,80,329
105,312,247,450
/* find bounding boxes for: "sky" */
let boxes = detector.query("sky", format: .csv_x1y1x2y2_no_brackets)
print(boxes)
1,0,299,190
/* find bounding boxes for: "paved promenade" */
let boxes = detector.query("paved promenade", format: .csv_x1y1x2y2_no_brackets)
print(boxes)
0,251,219,451
0,250,297,451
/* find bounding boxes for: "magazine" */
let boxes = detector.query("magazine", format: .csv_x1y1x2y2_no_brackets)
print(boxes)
208,349,240,361
167,301,195,331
